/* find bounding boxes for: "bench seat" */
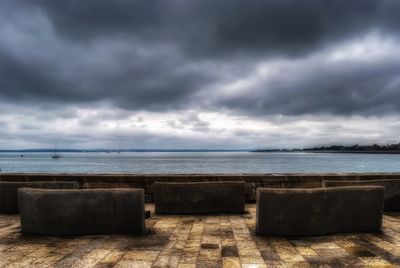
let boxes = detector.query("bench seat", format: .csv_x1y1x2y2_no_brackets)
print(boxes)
18,188,145,235
256,186,384,236
154,181,245,214
324,179,400,211
0,181,79,214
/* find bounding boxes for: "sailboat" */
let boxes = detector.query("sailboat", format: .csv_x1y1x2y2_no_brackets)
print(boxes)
52,142,61,159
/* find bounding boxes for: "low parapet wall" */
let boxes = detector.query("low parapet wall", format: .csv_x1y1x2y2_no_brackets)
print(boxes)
1,173,400,202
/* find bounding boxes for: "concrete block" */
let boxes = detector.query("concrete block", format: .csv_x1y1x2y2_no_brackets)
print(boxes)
18,188,145,235
324,179,400,211
0,181,79,214
154,181,245,214
256,186,384,236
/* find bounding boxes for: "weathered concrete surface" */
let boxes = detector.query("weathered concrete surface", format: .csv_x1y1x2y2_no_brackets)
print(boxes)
0,204,399,267
18,188,145,235
324,179,400,211
0,181,79,214
154,181,245,214
1,172,400,202
256,186,384,236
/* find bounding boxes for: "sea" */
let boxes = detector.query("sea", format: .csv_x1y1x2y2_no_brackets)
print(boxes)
1,151,400,174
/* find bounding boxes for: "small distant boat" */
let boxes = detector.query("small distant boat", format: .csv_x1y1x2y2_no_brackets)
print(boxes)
52,142,61,159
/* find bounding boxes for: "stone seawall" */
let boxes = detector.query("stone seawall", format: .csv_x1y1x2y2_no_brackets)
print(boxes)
1,173,400,202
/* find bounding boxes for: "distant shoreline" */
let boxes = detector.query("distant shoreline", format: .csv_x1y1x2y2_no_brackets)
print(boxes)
1,149,400,155
253,143,400,154
2,144,400,155
0,149,248,153
252,150,400,154
306,150,400,154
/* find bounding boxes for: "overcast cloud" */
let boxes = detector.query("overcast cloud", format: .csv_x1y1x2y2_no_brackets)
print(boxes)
1,0,400,149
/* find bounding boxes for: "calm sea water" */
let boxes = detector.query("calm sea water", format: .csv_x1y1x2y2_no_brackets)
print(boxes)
1,152,400,174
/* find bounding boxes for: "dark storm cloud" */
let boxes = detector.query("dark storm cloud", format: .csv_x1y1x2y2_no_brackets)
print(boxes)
212,55,400,116
24,0,400,56
1,0,400,115
0,50,85,102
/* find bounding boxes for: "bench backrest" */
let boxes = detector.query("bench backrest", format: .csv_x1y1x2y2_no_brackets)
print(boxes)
324,179,400,211
18,188,145,235
256,186,384,236
154,181,245,214
0,181,79,214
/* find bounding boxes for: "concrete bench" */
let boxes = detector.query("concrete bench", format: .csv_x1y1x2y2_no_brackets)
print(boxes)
256,186,384,236
18,188,145,235
324,179,400,211
154,181,245,214
0,181,79,214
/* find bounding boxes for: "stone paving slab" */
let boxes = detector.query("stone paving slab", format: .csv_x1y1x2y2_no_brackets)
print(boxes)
0,204,399,267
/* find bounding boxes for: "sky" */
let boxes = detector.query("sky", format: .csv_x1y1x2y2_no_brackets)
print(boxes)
1,0,400,150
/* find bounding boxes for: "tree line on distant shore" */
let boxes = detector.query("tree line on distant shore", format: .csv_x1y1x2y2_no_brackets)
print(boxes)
253,143,400,153
303,143,400,152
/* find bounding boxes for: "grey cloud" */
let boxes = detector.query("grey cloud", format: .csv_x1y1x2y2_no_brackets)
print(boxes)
178,113,210,132
24,0,400,57
77,110,146,127
166,113,210,132
1,103,400,149
212,54,400,116
165,120,181,130
0,0,400,119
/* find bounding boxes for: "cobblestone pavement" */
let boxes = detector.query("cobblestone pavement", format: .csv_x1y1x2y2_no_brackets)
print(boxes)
0,204,399,267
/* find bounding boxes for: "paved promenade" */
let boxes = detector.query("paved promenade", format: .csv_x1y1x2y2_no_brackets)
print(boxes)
0,204,399,267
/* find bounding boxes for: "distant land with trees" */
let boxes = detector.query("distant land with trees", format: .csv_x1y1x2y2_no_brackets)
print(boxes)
0,149,247,153
2,144,400,154
253,143,400,154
